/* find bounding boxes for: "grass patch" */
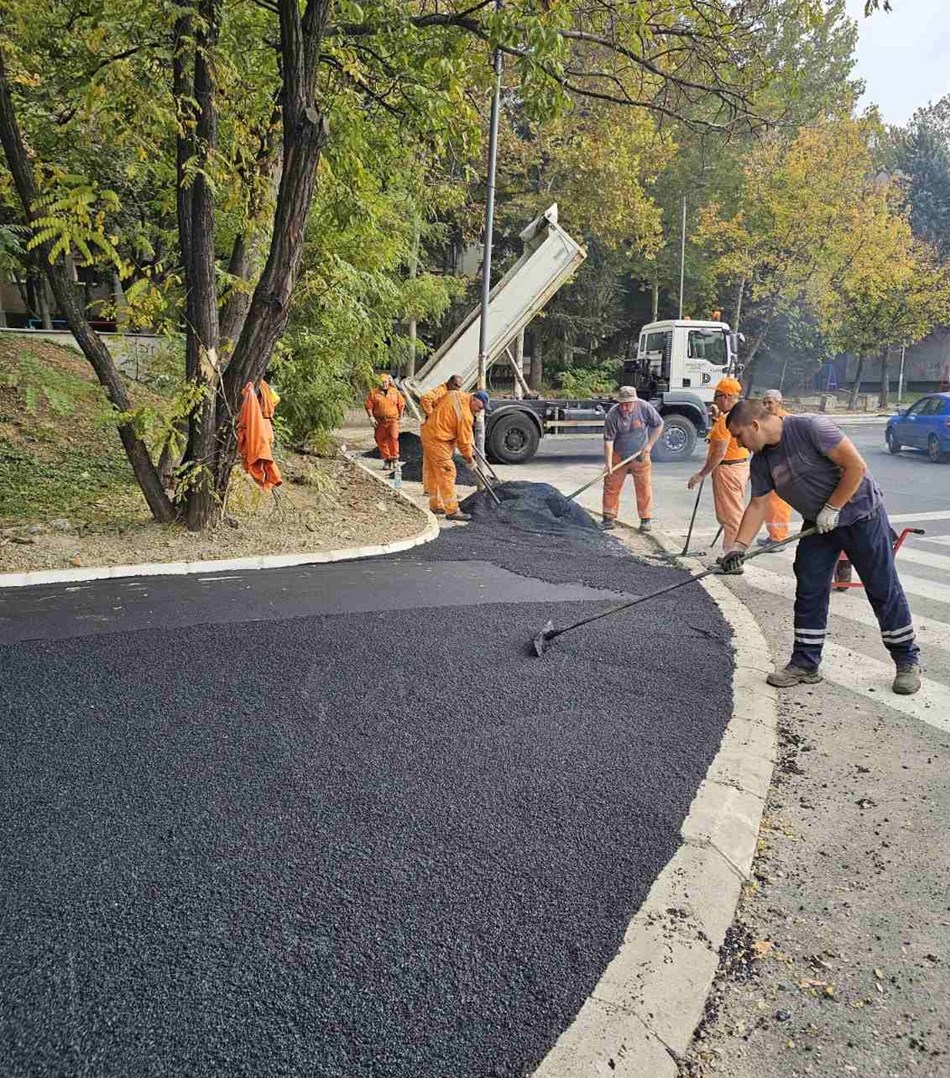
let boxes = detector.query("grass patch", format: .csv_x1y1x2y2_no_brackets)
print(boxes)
0,337,162,525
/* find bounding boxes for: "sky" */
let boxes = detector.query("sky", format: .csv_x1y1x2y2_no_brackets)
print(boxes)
845,0,950,125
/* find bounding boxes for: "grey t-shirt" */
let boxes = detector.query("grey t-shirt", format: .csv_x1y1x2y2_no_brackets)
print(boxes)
603,400,662,458
750,414,882,525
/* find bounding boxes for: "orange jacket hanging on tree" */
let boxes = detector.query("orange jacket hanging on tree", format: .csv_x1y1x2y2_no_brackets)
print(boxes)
237,380,283,491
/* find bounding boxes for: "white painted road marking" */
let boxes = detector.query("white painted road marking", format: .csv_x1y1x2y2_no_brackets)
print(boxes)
740,564,950,656
821,642,950,735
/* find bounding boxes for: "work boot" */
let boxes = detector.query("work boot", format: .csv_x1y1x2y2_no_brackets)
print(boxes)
892,664,921,696
766,664,823,687
601,519,616,531
639,518,652,533
446,511,472,522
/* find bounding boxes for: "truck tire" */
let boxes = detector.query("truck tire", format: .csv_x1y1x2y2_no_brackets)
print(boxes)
487,412,541,464
651,414,698,462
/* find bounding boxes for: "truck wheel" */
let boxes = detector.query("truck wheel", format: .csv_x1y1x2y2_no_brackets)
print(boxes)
652,415,698,462
487,413,541,464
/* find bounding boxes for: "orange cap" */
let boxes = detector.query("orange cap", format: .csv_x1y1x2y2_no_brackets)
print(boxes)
714,377,742,396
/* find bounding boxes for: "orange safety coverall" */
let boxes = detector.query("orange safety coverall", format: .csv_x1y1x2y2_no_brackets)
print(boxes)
419,383,451,495
707,413,749,550
421,390,474,514
603,451,653,522
237,381,283,491
364,385,405,462
765,408,792,541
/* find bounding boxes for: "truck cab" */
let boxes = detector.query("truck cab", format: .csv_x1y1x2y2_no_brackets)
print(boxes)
621,319,741,460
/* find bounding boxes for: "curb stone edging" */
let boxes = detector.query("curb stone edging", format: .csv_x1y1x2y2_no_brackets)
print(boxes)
0,457,439,590
532,522,777,1077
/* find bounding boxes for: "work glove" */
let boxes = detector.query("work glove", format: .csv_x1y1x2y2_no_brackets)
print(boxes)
816,503,841,534
719,546,746,574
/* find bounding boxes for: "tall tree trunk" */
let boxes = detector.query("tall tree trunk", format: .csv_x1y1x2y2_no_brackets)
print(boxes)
848,354,866,411
733,276,745,333
0,50,174,522
528,333,544,391
405,214,420,377
220,232,253,350
878,345,890,410
179,0,223,531
33,265,52,328
216,0,333,500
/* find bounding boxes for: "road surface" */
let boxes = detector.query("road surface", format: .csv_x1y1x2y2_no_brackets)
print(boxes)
0,501,733,1077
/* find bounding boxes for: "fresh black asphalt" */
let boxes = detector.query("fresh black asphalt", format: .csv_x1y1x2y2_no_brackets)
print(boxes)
0,492,732,1077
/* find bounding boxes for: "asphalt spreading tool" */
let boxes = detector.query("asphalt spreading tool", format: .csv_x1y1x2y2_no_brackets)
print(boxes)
565,450,643,502
473,445,501,486
470,453,502,506
531,527,817,656
679,476,708,557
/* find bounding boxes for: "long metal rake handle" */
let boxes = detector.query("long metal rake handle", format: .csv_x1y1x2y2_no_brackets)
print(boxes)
469,454,502,506
566,449,644,502
544,527,817,644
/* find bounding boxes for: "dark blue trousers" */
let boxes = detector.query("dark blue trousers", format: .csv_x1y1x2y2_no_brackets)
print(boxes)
792,508,919,671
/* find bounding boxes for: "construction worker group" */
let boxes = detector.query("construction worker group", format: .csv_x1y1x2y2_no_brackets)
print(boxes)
367,372,920,697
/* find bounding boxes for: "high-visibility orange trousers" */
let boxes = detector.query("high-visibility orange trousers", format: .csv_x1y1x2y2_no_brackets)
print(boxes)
766,490,792,542
427,439,459,514
420,425,438,502
373,418,400,461
602,451,653,521
711,461,750,550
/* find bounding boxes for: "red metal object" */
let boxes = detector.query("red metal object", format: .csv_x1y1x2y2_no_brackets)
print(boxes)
832,527,925,592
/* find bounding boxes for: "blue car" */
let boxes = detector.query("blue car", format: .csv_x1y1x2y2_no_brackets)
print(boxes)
886,392,950,462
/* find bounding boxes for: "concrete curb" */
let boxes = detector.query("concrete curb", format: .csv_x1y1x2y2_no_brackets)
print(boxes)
533,523,777,1077
0,459,439,590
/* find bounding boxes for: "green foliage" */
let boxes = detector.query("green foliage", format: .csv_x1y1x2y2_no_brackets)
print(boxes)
0,352,94,416
0,438,134,521
116,379,207,464
889,98,950,262
557,361,621,398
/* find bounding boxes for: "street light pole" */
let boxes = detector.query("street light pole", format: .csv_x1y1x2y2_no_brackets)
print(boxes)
897,342,906,406
476,1,503,455
678,195,686,319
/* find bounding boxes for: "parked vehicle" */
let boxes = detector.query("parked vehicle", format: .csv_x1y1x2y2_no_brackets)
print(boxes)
402,205,739,464
885,392,950,462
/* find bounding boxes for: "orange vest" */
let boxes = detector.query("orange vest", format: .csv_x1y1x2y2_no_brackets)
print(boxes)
365,385,404,421
425,390,475,457
709,412,750,462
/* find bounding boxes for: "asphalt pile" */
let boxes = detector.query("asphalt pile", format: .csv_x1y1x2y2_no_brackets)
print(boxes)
461,480,619,547
366,431,478,485
365,430,423,462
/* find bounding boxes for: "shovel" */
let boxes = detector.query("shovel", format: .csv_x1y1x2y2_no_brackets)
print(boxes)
565,449,645,502
531,527,816,656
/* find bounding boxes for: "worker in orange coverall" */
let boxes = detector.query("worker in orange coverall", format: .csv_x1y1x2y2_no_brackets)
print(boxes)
687,377,749,551
365,373,405,472
421,389,486,521
419,374,462,495
758,388,792,545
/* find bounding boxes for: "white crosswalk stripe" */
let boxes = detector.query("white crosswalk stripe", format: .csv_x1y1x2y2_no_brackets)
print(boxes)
740,563,950,655
758,546,950,606
821,643,950,734
736,536,950,730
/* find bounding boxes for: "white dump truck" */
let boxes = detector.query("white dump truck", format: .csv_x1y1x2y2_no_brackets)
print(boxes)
401,205,739,463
